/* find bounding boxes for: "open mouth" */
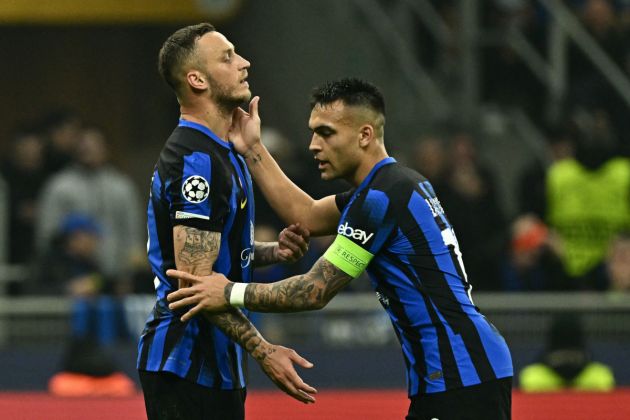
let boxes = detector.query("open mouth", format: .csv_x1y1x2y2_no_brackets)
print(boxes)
315,158,329,170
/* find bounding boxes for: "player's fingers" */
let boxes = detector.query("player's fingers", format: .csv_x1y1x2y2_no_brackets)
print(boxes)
180,302,205,323
289,223,310,240
250,96,260,118
289,351,315,369
280,379,312,404
168,294,201,310
166,287,196,302
278,236,301,253
166,269,200,284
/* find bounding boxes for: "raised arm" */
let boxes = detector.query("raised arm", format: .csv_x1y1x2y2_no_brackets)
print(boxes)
173,225,316,403
230,97,340,236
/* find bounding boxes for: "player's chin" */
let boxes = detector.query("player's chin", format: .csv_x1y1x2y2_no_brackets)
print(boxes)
319,170,336,181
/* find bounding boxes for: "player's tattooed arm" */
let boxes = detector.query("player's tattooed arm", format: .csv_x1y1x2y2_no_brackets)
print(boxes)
253,224,310,267
253,241,278,267
172,225,317,403
172,226,265,350
173,226,220,277
244,256,353,312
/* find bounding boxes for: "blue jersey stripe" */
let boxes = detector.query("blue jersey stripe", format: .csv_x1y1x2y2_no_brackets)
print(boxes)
371,257,446,393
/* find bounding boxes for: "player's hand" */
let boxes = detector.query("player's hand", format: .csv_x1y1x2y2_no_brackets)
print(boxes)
254,342,317,404
229,96,262,155
276,223,310,264
166,270,231,321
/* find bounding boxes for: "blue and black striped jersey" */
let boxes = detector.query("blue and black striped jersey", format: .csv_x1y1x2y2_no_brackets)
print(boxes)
334,157,512,397
137,120,255,389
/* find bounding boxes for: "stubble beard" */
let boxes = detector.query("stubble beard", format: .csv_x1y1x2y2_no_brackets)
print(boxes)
207,75,250,114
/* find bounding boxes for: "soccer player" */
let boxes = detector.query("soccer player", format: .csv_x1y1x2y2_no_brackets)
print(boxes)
167,78,514,419
137,23,316,420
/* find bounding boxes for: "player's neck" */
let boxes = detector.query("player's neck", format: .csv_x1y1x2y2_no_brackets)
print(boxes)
180,100,233,140
350,148,389,187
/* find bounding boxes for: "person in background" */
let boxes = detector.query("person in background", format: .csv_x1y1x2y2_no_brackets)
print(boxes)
40,109,83,176
582,231,630,292
38,213,135,397
36,126,144,289
439,131,508,290
0,127,47,270
519,314,615,392
501,214,568,291
545,109,630,288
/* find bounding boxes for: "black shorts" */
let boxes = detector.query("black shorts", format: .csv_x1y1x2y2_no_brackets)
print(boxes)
406,377,512,420
139,370,246,420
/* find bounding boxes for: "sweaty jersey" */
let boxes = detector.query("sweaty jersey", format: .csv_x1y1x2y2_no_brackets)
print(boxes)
331,157,512,396
137,120,255,389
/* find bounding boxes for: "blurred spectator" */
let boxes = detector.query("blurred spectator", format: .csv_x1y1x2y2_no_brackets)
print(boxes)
605,232,630,291
35,213,128,344
40,109,83,176
501,214,569,290
582,231,630,291
519,314,615,392
36,126,144,287
409,135,448,194
517,122,576,219
545,110,630,286
439,131,508,290
0,127,46,267
40,214,134,396
568,0,629,141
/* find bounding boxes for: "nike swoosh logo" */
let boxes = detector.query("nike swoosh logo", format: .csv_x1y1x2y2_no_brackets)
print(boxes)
240,198,247,209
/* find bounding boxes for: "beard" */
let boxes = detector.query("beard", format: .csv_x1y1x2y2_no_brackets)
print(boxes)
206,73,251,113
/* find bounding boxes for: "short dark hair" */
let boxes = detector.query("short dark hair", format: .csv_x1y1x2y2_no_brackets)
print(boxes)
158,23,216,93
310,78,386,117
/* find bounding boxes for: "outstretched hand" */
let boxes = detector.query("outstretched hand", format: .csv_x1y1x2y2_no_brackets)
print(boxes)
229,96,261,155
166,270,231,321
256,344,317,404
277,223,310,264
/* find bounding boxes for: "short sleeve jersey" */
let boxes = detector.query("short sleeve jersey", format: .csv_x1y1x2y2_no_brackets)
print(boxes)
137,120,255,389
331,157,513,397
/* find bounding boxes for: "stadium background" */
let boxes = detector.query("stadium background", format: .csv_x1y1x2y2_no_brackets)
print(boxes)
1,0,630,419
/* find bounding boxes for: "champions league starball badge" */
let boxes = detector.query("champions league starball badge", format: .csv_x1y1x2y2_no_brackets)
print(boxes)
182,175,210,203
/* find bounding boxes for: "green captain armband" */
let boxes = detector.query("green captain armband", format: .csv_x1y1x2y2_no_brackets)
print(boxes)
323,235,374,278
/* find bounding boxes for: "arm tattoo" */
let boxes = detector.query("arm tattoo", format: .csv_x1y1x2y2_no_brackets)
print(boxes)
174,226,220,274
204,309,273,361
253,241,278,267
243,150,263,164
244,257,353,312
173,226,270,359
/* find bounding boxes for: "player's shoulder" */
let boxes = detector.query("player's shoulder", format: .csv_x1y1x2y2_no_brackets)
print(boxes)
368,162,426,197
159,127,228,167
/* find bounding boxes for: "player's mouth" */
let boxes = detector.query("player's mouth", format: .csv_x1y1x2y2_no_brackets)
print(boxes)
240,74,249,88
315,158,329,170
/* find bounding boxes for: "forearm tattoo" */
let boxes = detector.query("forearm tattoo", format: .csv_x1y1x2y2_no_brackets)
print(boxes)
243,150,263,164
204,309,272,361
174,227,220,274
253,241,278,267
244,257,353,312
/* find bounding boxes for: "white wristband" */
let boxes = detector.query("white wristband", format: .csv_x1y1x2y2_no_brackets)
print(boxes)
229,282,247,308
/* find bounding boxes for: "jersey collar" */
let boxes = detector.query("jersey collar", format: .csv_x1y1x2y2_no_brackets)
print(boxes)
178,119,232,150
356,157,396,192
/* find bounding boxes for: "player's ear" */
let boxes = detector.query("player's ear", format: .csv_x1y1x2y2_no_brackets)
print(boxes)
186,70,207,91
358,124,374,148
